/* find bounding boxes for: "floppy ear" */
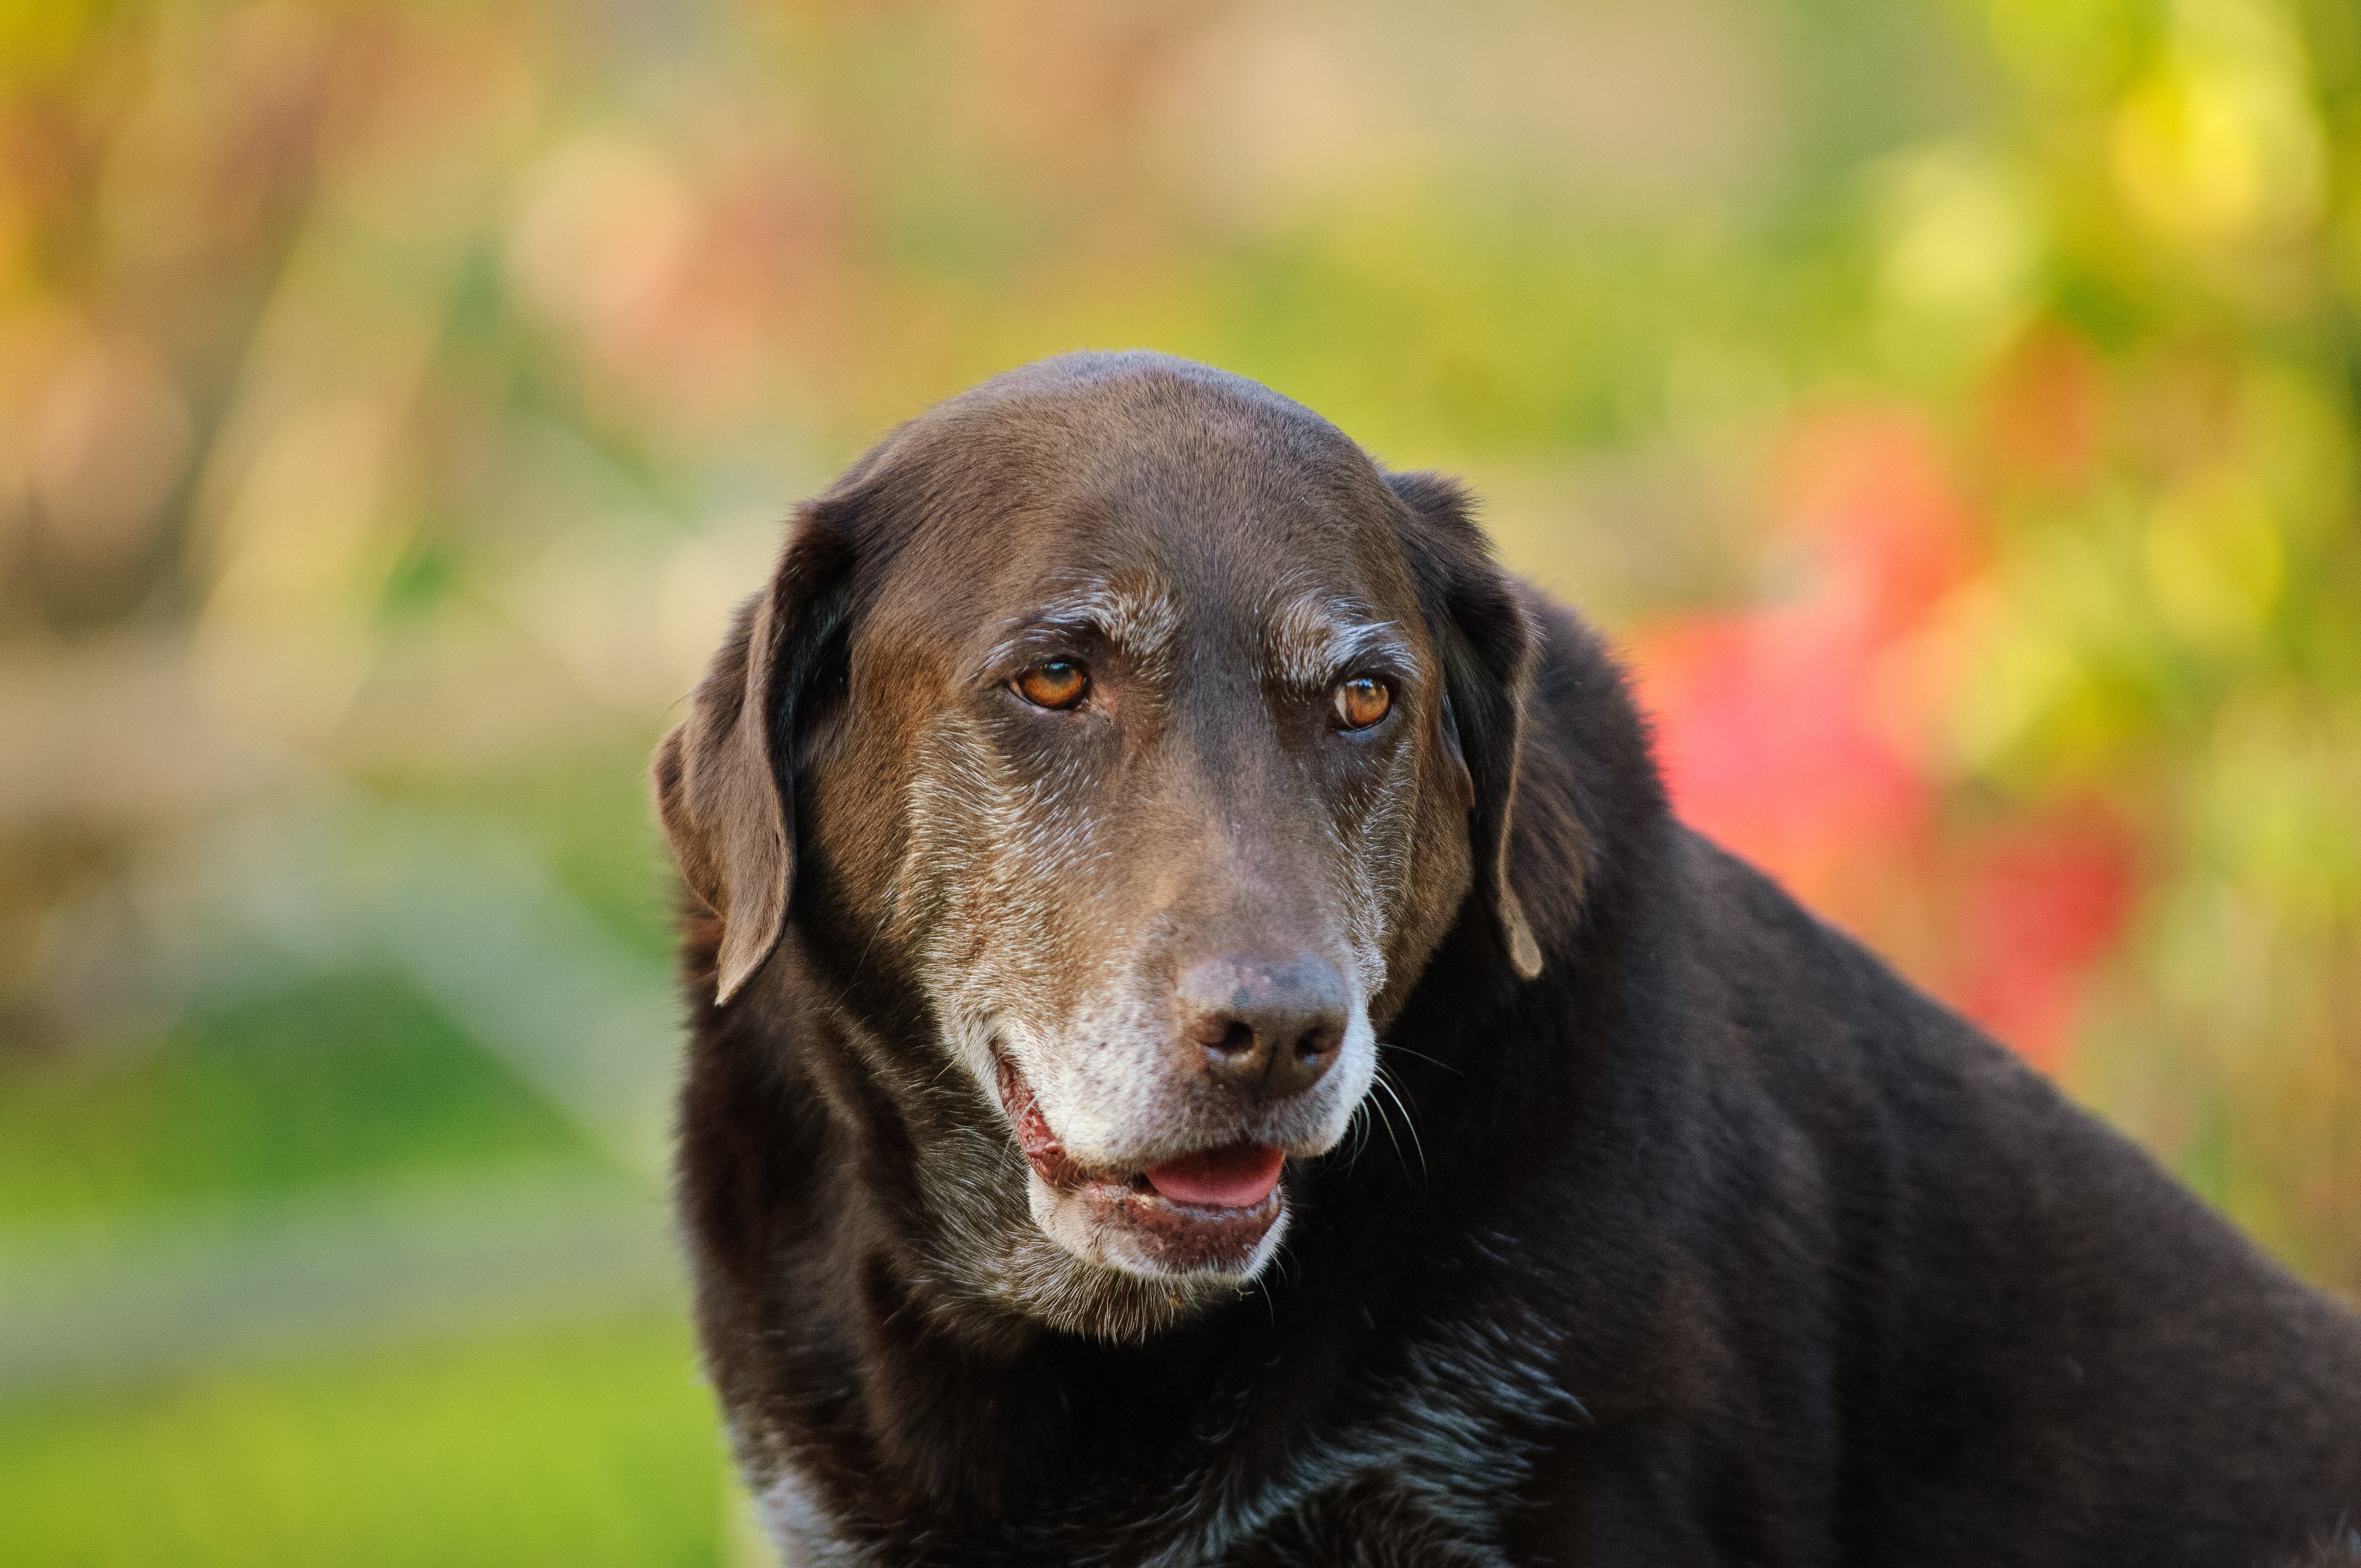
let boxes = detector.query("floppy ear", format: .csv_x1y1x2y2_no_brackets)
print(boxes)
1386,470,1543,979
652,506,857,1004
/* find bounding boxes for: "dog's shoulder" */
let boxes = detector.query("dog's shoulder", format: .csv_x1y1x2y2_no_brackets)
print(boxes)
1680,791,2361,1552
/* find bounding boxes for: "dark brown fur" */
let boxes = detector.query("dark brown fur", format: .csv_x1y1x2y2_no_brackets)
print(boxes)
656,352,2361,1565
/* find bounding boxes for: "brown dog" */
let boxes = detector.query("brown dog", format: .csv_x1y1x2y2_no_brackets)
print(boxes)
655,352,2361,1565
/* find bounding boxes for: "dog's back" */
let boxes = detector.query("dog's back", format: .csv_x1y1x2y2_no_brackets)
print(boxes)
1666,825,2361,1560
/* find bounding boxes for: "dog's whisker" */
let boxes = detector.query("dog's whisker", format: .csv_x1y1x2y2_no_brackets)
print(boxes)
1372,1065,1427,1178
1337,1097,1373,1172
1381,1042,1462,1077
1366,1078,1409,1172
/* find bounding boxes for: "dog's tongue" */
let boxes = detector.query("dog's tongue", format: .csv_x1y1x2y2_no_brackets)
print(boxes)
1143,1144,1285,1208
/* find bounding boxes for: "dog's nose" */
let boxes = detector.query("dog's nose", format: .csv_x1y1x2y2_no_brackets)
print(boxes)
1176,954,1349,1102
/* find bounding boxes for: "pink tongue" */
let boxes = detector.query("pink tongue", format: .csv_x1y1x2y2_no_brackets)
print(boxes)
1143,1144,1285,1208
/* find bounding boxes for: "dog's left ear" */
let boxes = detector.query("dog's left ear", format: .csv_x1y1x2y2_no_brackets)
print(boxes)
1386,470,1543,979
652,505,857,1004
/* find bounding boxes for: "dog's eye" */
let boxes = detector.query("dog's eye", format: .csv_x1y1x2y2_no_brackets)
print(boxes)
1015,660,1090,711
1333,676,1391,730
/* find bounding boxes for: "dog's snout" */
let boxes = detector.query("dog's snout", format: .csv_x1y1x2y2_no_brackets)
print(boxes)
1176,955,1348,1102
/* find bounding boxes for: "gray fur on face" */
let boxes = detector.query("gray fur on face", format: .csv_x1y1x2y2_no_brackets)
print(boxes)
866,564,1423,1332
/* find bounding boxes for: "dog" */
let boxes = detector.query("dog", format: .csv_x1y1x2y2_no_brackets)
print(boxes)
654,351,2361,1566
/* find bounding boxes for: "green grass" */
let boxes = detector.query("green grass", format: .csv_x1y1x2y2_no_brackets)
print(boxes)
0,1315,731,1568
0,974,597,1228
0,937,733,1564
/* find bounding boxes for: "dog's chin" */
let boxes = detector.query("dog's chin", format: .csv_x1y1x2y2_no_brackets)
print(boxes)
1026,1167,1291,1283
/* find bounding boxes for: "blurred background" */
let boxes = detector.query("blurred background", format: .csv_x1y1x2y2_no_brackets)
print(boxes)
3,0,2357,1560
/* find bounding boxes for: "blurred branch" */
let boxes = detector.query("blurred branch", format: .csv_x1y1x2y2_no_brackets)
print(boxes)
0,1161,677,1398
136,797,682,1178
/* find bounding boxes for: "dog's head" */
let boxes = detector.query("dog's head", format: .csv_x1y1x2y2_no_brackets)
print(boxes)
656,352,1540,1340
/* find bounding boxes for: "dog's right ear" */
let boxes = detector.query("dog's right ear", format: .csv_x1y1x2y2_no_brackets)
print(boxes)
652,504,857,1004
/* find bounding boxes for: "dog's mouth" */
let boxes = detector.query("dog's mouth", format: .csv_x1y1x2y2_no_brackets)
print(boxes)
994,1050,1287,1275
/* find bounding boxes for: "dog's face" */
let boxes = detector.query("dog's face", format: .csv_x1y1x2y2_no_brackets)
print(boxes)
656,354,1538,1341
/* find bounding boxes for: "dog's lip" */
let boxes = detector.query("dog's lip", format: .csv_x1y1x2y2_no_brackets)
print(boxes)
995,1048,1091,1189
992,1049,1286,1212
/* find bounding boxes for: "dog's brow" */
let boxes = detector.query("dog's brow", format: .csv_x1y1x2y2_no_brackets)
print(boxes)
1264,594,1413,689
981,580,1180,672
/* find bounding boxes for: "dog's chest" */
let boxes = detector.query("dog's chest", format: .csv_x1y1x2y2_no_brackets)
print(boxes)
755,1316,1577,1567
760,1463,1513,1568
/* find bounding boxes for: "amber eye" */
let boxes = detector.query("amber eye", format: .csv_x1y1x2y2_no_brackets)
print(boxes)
1014,660,1090,710
1334,676,1391,730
